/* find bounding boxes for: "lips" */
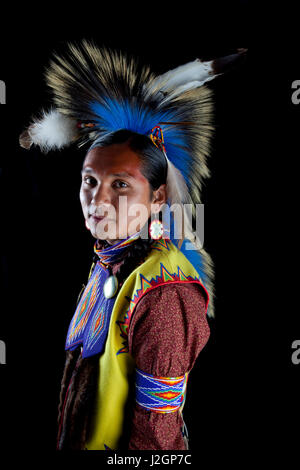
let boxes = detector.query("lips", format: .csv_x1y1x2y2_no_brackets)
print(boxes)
90,215,106,223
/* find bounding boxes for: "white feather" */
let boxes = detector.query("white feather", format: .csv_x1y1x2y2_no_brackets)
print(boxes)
148,59,221,99
166,157,190,206
29,109,78,152
158,78,216,105
166,155,198,245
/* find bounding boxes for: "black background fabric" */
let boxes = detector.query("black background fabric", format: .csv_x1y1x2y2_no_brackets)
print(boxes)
0,1,297,466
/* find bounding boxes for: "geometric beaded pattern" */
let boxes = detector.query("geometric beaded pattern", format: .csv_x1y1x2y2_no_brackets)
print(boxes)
94,232,140,265
65,270,101,348
85,305,107,351
65,233,149,358
65,262,116,358
135,368,189,413
116,239,207,355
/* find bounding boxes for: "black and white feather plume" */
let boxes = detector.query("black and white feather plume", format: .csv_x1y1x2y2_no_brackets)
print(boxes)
19,41,247,317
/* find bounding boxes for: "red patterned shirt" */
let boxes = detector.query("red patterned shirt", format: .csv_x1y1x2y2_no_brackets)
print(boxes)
127,282,209,449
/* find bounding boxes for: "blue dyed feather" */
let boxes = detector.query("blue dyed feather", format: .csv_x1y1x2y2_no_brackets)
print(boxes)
90,99,191,185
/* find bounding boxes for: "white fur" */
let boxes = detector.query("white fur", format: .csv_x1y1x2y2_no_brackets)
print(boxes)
29,109,77,152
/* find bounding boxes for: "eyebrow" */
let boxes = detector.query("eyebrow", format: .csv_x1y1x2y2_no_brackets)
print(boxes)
81,167,134,178
81,167,96,175
110,172,134,178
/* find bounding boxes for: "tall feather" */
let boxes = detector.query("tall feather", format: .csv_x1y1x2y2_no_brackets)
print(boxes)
149,49,247,100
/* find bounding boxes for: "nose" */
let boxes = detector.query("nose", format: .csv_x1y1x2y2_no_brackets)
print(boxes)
91,182,111,206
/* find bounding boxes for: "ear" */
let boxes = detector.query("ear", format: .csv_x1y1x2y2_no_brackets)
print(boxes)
151,184,167,212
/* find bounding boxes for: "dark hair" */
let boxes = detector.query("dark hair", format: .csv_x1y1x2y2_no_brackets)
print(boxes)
89,129,168,192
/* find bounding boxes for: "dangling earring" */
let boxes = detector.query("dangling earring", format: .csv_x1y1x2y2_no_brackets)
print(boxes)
149,216,164,240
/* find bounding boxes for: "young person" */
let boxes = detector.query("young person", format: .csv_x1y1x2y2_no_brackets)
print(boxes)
19,41,246,450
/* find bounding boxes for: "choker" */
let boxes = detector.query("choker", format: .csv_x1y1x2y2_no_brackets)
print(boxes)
94,231,141,267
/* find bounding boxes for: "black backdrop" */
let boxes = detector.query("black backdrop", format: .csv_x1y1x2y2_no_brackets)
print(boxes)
1,1,297,466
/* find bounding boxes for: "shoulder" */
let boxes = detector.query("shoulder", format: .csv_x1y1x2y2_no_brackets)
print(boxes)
128,282,208,348
128,283,210,375
131,282,207,333
135,282,207,314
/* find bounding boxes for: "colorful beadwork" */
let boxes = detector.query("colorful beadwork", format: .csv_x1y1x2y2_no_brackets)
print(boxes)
65,263,116,358
150,125,166,154
135,368,188,413
65,232,142,358
94,231,140,265
66,270,101,347
116,243,206,355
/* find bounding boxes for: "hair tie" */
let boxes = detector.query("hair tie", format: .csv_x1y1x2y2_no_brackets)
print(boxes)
149,126,166,154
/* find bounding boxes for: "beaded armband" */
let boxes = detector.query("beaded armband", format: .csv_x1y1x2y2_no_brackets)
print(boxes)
135,368,188,414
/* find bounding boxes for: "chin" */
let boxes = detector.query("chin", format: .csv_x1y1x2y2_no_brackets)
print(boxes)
90,231,98,240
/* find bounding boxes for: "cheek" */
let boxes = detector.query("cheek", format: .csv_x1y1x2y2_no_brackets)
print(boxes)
135,185,152,209
79,187,89,215
125,187,152,219
128,181,151,203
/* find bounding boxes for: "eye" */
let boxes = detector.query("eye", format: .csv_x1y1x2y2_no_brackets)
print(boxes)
112,180,129,189
83,175,97,186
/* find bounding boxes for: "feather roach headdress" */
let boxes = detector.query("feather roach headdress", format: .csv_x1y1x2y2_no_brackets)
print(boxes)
19,41,247,317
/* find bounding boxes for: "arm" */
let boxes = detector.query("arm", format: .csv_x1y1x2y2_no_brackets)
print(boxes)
127,282,210,450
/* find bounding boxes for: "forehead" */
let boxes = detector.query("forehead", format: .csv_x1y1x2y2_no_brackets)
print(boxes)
83,143,145,180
